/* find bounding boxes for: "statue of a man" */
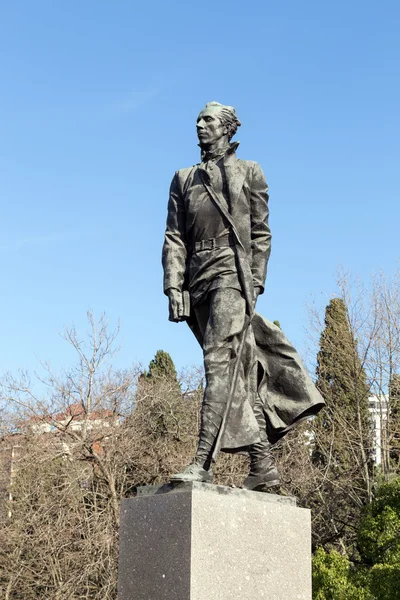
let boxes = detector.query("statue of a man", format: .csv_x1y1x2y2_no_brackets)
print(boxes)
162,101,324,491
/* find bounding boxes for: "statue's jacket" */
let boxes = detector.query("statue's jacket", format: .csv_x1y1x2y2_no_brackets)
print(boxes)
163,145,324,447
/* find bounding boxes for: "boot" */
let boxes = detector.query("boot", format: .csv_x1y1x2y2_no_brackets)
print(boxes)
170,443,214,483
170,404,222,483
170,462,213,483
170,438,214,483
242,441,280,492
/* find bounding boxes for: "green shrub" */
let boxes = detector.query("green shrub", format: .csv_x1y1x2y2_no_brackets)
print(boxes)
312,548,373,600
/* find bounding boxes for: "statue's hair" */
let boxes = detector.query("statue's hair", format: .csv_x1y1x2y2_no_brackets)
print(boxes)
204,101,241,141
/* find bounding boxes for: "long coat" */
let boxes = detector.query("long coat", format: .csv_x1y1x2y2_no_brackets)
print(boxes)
162,145,324,447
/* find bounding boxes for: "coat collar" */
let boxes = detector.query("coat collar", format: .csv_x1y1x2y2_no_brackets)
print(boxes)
199,140,240,163
197,141,247,207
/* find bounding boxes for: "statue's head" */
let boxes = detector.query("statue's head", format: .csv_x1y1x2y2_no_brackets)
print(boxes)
196,101,241,148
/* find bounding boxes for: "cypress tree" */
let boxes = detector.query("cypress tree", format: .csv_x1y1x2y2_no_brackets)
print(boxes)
311,297,373,554
315,298,371,457
145,350,178,382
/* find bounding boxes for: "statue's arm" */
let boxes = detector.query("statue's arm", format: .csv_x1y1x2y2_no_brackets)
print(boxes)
162,171,187,297
249,162,271,295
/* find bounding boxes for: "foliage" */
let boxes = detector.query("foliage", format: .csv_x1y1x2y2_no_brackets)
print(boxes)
358,478,400,566
311,297,373,554
357,477,400,599
312,478,400,599
312,548,372,600
315,298,372,466
145,349,178,382
368,564,400,600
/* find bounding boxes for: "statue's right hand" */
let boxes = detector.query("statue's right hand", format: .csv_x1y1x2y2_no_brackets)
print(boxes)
167,288,183,322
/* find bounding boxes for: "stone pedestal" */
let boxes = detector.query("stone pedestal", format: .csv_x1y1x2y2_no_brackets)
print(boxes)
118,482,311,600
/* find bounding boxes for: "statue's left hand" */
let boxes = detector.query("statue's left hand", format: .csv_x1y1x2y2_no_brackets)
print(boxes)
167,288,183,322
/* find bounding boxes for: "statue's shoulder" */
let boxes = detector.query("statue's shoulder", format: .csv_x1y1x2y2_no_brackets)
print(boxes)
237,158,261,169
175,164,199,179
237,158,266,180
173,164,200,191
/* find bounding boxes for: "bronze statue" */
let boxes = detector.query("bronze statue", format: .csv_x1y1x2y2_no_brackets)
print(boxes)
162,102,324,491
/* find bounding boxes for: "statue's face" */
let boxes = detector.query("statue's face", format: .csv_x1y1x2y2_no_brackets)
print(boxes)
196,106,227,146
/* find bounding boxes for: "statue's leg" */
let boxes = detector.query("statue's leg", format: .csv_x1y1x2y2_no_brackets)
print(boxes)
171,288,245,483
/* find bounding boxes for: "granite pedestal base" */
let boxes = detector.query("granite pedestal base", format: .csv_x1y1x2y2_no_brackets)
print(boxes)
118,482,311,600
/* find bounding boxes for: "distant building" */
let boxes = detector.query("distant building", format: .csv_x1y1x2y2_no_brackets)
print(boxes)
369,395,389,466
25,402,119,434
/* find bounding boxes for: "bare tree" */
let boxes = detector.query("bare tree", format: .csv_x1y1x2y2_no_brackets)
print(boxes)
0,312,251,599
364,268,400,478
0,312,136,598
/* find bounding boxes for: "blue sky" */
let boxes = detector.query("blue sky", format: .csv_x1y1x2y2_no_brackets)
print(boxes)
0,1,399,378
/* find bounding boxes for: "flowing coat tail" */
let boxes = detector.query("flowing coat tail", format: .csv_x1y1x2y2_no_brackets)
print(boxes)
188,313,325,450
251,314,324,444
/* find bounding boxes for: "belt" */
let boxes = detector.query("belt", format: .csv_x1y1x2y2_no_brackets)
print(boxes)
193,233,235,253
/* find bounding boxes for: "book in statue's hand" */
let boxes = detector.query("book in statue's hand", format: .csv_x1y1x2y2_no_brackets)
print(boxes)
181,290,191,320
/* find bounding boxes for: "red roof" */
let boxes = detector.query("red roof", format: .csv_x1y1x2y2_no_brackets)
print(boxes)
55,403,114,421
26,403,114,424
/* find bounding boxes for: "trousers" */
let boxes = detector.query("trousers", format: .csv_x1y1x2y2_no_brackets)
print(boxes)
193,287,267,463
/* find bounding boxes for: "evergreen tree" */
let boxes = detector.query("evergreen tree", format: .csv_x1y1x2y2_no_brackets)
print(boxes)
311,298,373,555
145,350,178,382
316,299,369,410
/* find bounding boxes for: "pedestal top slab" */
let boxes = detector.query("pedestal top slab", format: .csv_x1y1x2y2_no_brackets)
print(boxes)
135,480,296,506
